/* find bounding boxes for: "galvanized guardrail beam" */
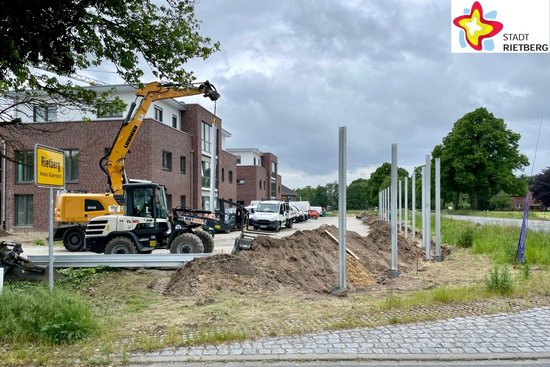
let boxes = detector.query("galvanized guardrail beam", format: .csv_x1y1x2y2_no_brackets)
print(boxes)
27,253,211,269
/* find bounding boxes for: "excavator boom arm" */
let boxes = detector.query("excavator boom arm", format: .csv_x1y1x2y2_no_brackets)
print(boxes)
104,81,219,195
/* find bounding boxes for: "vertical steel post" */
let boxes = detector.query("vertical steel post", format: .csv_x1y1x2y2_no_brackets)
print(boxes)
412,170,416,243
386,187,390,222
48,188,54,292
425,155,431,260
389,144,399,278
423,164,427,259
398,180,402,232
338,127,347,290
381,189,385,220
380,190,383,220
434,157,443,261
209,121,217,214
405,176,408,238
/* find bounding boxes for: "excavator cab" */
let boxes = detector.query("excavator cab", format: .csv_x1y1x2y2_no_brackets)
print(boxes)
124,183,168,220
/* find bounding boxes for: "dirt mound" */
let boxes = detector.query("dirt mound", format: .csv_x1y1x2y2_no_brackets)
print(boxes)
164,216,424,297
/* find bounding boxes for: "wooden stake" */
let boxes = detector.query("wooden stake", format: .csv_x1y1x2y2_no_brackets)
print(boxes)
324,230,360,260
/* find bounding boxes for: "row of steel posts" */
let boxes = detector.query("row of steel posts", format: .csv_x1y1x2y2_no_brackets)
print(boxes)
377,144,444,278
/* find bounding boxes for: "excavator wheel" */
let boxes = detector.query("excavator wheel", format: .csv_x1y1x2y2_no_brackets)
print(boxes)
62,226,85,252
194,229,214,253
170,233,204,254
105,237,137,254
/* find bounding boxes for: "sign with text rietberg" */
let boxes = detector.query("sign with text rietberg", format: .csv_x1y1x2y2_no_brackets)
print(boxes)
34,144,65,189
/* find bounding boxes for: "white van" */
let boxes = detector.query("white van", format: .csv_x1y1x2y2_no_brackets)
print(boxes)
249,200,293,231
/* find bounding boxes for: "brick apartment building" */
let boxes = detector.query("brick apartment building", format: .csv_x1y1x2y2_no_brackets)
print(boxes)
1,84,237,232
225,148,282,206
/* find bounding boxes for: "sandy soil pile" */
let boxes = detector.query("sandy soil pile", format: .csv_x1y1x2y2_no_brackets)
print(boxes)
164,215,424,297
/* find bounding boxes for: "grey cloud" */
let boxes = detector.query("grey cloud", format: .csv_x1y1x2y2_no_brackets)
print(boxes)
189,0,550,187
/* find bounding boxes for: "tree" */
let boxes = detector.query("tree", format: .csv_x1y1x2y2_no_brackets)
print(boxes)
366,163,391,206
1,0,219,159
312,185,328,207
530,167,550,207
434,108,529,210
347,178,369,210
295,186,315,203
488,191,512,210
325,181,339,210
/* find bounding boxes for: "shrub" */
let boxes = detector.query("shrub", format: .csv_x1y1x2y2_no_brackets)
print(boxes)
485,266,513,295
457,227,475,248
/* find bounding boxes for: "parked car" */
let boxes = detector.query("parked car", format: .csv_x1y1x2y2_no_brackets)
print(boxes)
249,200,293,231
308,209,320,219
290,202,307,222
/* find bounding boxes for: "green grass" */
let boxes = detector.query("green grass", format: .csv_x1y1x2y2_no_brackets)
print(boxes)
397,210,550,266
0,284,97,344
379,285,484,310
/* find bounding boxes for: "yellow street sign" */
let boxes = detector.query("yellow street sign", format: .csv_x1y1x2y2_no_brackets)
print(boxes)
35,144,65,188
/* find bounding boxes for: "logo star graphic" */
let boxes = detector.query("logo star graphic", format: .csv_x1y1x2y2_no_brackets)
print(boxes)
453,1,503,51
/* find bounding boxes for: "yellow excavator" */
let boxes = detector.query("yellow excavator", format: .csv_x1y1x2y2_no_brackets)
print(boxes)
53,81,219,251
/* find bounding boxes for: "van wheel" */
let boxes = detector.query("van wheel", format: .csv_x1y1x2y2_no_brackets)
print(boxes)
105,237,137,254
194,229,214,253
170,233,204,253
63,226,85,252
286,220,293,229
275,222,281,232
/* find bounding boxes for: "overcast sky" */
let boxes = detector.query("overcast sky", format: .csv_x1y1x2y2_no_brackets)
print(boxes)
92,0,550,189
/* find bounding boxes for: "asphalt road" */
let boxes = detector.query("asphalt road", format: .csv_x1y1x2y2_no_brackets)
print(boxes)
445,214,550,232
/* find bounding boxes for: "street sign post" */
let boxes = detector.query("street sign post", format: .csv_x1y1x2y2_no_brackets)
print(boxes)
34,144,65,292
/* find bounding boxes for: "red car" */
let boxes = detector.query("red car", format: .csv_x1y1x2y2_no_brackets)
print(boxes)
308,209,320,219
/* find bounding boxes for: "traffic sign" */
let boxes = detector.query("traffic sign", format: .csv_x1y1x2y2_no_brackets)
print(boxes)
34,144,65,188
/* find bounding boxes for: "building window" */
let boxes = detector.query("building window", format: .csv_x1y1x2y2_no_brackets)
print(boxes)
33,104,57,122
271,181,276,197
237,179,245,185
180,156,186,174
259,179,261,189
201,160,211,188
201,196,211,211
172,114,178,129
180,195,186,208
15,150,34,183
271,161,277,179
162,151,172,171
154,106,163,122
15,195,33,226
166,194,172,211
221,168,225,182
64,149,79,182
228,170,233,184
236,155,241,164
201,121,212,153
97,106,123,118
253,157,256,166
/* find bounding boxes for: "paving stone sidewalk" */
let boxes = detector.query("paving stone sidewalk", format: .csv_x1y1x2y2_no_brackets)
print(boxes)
130,306,550,363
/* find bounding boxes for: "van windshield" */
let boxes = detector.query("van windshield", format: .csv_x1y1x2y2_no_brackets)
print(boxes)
257,203,279,213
